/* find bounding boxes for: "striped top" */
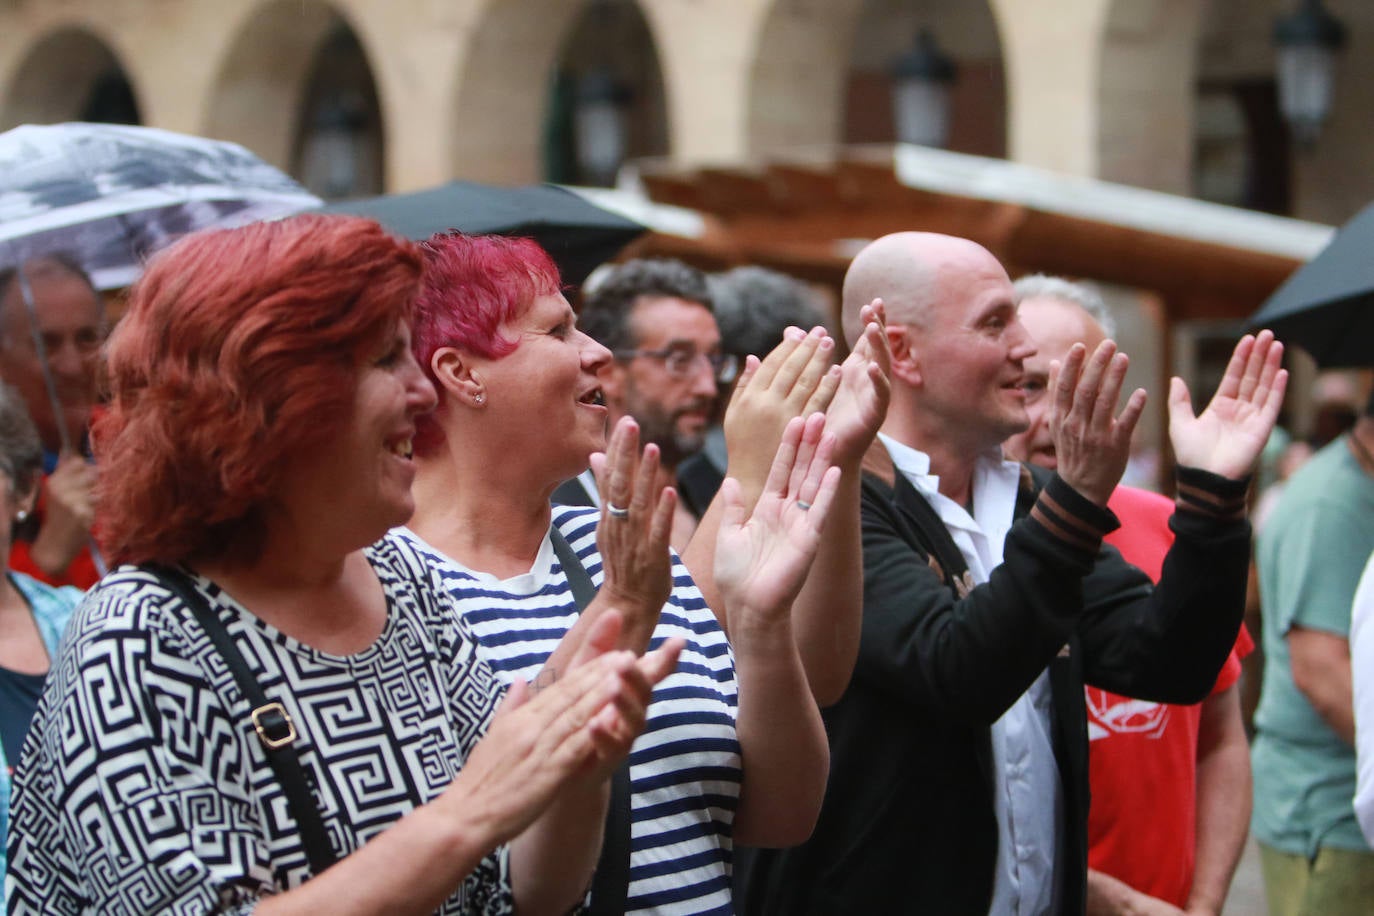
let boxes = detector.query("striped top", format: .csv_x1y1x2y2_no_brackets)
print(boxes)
397,506,741,915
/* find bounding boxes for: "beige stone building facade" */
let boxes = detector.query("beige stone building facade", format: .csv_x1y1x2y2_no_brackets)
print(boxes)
1,0,1368,448
2,0,1370,225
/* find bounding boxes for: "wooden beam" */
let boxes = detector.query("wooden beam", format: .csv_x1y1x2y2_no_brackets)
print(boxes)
637,156,1305,324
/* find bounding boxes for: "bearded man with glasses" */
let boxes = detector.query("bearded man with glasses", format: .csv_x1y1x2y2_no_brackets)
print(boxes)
558,258,736,547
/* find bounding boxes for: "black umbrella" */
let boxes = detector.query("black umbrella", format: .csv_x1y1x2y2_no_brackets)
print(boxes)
319,181,645,286
1246,201,1373,368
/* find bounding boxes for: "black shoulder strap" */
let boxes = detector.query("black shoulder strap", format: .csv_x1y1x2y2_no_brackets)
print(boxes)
549,525,633,916
896,474,973,585
865,469,974,594
144,564,338,876
551,526,598,610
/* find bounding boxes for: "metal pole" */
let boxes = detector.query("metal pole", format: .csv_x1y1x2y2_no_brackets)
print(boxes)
12,261,107,577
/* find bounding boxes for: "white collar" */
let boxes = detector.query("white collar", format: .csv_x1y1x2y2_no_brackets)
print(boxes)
877,432,1022,536
878,432,936,493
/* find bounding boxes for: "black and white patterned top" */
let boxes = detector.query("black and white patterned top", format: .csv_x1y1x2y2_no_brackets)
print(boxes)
5,534,512,915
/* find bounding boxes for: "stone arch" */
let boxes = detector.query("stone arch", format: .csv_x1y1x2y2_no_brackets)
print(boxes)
745,0,867,156
202,0,384,197
1284,0,1374,223
449,0,668,184
745,0,1007,157
846,0,1007,155
0,26,142,129
1096,0,1374,217
1190,0,1374,223
553,0,669,184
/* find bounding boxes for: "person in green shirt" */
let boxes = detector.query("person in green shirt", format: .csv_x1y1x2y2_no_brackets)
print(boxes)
1253,393,1374,915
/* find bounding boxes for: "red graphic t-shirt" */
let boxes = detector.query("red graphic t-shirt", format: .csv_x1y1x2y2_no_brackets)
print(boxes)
1086,485,1253,907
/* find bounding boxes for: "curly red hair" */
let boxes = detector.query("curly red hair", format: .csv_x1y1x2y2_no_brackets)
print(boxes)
411,233,561,455
95,214,423,568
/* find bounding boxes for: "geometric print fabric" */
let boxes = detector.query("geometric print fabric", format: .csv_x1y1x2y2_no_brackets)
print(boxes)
6,534,511,915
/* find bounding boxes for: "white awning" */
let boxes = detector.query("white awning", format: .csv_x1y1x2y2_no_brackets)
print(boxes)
892,143,1333,261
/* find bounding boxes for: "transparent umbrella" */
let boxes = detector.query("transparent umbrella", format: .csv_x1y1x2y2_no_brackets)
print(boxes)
0,121,321,451
0,123,320,575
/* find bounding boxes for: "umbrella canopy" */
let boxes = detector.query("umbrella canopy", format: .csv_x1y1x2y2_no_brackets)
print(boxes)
1247,201,1374,368
320,181,646,286
0,122,321,290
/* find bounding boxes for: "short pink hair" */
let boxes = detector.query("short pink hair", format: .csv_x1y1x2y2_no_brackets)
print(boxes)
412,233,561,454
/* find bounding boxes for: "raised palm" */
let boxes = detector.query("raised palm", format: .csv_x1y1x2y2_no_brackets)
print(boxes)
715,415,840,623
826,300,891,465
1169,331,1287,479
723,326,839,501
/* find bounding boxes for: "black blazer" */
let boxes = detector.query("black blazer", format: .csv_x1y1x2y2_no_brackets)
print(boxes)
736,460,1250,916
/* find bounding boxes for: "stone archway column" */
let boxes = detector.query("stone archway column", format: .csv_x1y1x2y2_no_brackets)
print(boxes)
340,0,468,192
639,0,771,166
995,0,1204,193
991,0,1112,178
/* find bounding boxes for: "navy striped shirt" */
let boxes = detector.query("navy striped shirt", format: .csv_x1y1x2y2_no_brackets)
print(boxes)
397,506,741,914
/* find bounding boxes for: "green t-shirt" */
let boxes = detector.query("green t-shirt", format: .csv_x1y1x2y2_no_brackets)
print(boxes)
1253,436,1374,855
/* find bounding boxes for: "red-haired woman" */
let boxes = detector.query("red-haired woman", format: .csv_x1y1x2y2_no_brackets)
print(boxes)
400,233,841,914
5,214,679,915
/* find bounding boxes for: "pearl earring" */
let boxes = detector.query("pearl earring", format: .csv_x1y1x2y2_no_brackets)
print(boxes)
474,393,485,405
14,509,28,523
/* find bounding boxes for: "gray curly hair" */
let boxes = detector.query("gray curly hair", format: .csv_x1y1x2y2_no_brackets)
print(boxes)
1012,274,1116,338
708,266,829,359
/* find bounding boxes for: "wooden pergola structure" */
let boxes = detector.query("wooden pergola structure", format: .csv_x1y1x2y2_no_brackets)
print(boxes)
622,146,1329,327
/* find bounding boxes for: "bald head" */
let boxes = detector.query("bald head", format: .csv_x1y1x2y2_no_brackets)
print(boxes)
841,232,1005,346
847,232,1034,456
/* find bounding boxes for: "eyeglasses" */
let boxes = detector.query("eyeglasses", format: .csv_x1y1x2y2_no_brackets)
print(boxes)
614,345,740,384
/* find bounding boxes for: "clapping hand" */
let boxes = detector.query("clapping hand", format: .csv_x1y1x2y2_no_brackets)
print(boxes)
30,452,97,576
715,413,840,626
723,326,840,504
1048,339,1148,507
825,300,891,466
1168,330,1286,480
447,612,682,841
591,416,675,628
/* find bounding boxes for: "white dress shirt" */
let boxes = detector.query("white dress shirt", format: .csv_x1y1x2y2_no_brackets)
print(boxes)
880,433,1065,915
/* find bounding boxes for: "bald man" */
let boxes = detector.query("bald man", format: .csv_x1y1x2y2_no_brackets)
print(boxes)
735,233,1285,915
1006,277,1253,916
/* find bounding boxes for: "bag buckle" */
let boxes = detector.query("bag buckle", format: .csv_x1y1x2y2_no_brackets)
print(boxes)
252,702,297,750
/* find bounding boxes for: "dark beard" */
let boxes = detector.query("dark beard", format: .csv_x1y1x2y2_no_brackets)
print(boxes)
636,411,707,469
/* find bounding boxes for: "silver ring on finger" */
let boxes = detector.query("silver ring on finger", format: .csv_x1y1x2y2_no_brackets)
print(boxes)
607,503,630,519
796,499,812,511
